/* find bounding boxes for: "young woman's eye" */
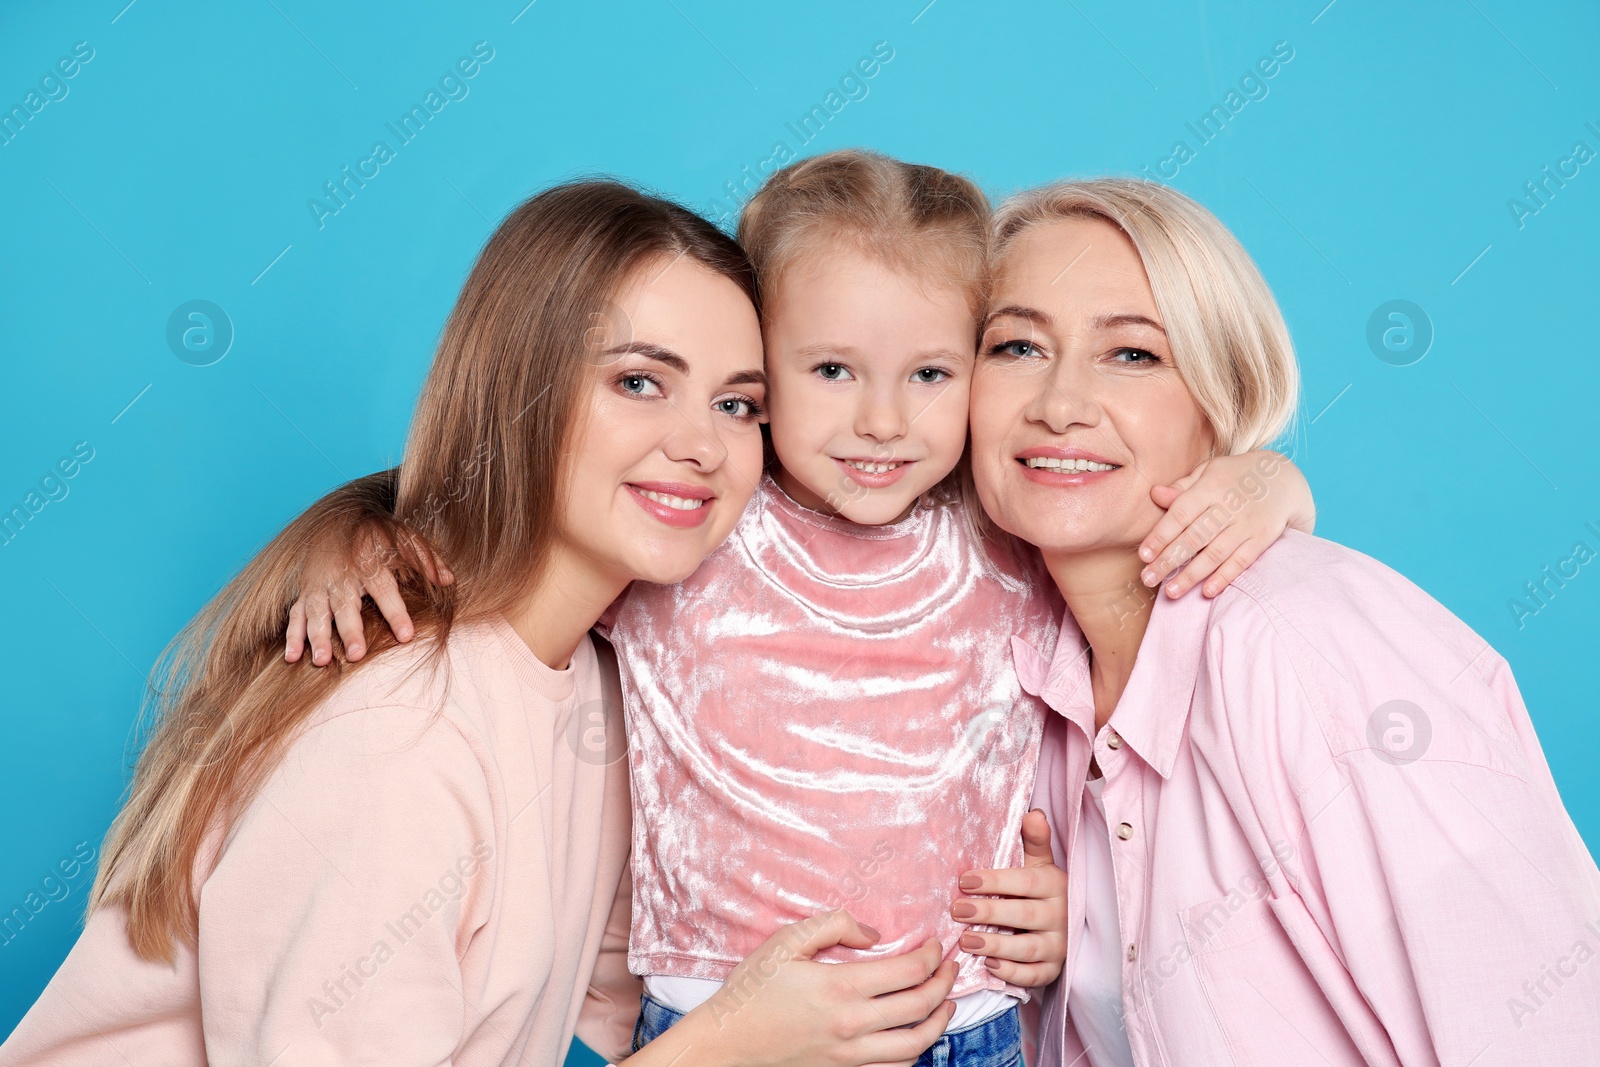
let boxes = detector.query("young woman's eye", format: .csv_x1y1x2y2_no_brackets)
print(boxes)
1110,347,1161,365
714,395,764,421
985,339,1042,359
815,363,853,381
616,371,665,397
911,367,951,384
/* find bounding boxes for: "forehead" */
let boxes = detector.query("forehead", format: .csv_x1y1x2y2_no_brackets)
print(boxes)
767,245,977,346
990,217,1157,320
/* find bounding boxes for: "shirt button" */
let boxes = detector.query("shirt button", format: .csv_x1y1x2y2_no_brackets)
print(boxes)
1127,943,1138,961
1116,822,1134,840
1106,732,1122,750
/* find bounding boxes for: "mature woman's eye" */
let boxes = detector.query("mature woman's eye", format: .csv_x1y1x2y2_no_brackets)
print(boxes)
815,363,852,381
1111,347,1161,364
985,339,1041,359
912,367,950,384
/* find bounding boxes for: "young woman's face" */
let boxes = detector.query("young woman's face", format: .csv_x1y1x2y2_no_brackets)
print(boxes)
763,248,975,525
969,217,1216,556
557,254,768,586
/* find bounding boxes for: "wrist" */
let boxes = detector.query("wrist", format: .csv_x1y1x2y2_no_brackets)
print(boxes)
626,1005,736,1067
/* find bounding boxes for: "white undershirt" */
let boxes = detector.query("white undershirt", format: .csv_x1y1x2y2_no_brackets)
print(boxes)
644,974,1018,1033
1066,773,1136,1067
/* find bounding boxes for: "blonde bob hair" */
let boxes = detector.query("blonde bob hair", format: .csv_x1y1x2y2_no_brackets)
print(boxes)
991,178,1299,455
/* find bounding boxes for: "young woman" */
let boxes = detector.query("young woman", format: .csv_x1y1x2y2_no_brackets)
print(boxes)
0,182,964,1067
963,177,1600,1065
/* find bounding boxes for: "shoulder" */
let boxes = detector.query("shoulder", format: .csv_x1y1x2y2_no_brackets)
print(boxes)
1209,530,1489,677
270,622,520,810
1196,531,1524,776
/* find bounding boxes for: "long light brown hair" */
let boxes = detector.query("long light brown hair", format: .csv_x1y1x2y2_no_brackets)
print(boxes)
91,181,757,961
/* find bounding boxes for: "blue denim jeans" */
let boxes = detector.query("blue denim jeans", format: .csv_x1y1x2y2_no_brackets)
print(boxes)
631,993,1023,1067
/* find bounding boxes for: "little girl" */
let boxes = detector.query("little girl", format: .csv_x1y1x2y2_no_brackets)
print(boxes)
285,150,1316,1064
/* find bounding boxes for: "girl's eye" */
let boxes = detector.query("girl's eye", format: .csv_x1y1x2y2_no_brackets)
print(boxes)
617,372,664,397
816,363,853,381
1111,347,1161,365
985,339,1042,359
912,367,951,384
715,395,764,421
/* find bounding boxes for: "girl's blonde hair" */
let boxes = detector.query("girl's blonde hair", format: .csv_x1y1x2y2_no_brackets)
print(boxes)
737,148,991,317
91,181,756,961
992,178,1299,454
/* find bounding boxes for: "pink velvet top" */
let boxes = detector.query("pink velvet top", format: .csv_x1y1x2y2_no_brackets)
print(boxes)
604,475,1062,1001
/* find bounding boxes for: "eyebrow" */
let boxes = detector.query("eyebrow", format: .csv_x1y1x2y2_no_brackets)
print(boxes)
794,341,968,363
982,305,1051,329
1092,312,1166,333
604,341,689,374
981,306,1166,334
604,341,767,389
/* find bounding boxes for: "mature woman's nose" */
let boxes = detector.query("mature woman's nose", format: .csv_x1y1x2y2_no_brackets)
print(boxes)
1025,360,1099,434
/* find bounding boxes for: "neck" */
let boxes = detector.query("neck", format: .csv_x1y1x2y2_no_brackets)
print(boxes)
501,547,629,671
1043,544,1157,732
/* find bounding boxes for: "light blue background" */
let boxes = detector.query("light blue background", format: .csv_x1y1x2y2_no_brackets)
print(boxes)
3,1,1597,1061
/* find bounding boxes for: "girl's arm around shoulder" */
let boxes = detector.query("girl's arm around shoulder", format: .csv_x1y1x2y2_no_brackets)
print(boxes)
196,704,497,1065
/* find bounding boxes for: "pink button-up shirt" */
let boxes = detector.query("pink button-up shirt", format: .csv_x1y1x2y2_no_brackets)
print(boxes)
1019,530,1600,1067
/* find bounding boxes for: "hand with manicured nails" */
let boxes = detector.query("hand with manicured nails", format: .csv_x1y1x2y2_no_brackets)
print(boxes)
628,909,957,1067
950,809,1069,988
1138,448,1316,600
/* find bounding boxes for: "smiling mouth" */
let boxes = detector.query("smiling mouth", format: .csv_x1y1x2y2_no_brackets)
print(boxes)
634,488,707,511
1021,457,1120,472
840,458,908,474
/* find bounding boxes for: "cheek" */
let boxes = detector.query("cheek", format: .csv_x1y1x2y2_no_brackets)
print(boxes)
1122,385,1214,483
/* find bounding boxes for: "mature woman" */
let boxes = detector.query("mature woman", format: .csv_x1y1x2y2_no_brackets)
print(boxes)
0,182,959,1067
963,178,1600,1064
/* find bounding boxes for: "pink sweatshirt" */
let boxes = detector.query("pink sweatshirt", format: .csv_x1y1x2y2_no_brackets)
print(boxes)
0,617,641,1066
1022,531,1600,1066
604,474,1062,1001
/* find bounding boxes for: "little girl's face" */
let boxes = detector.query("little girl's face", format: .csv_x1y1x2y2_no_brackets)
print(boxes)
763,247,975,525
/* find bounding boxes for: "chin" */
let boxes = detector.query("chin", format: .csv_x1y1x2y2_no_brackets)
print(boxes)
836,495,918,525
626,550,707,586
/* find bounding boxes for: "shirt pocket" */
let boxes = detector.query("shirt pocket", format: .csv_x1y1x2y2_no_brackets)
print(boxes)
1178,891,1387,1067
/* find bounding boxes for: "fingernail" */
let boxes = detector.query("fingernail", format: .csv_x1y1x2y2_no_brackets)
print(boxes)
951,902,977,920
858,922,881,941
984,957,1001,970
1141,570,1158,587
1166,582,1182,598
1138,546,1153,562
958,874,981,891
1203,583,1216,597
959,933,983,950
350,645,363,658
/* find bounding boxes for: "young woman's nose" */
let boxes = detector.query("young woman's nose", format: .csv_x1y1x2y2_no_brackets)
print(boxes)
661,408,728,470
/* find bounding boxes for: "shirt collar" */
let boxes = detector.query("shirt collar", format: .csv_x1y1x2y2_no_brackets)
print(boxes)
1012,585,1216,779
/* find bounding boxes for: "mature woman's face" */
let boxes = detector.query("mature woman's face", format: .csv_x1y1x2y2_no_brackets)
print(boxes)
969,216,1216,556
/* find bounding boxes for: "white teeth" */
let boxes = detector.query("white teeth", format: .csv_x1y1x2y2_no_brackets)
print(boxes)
638,489,705,510
844,459,903,474
1024,457,1118,472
